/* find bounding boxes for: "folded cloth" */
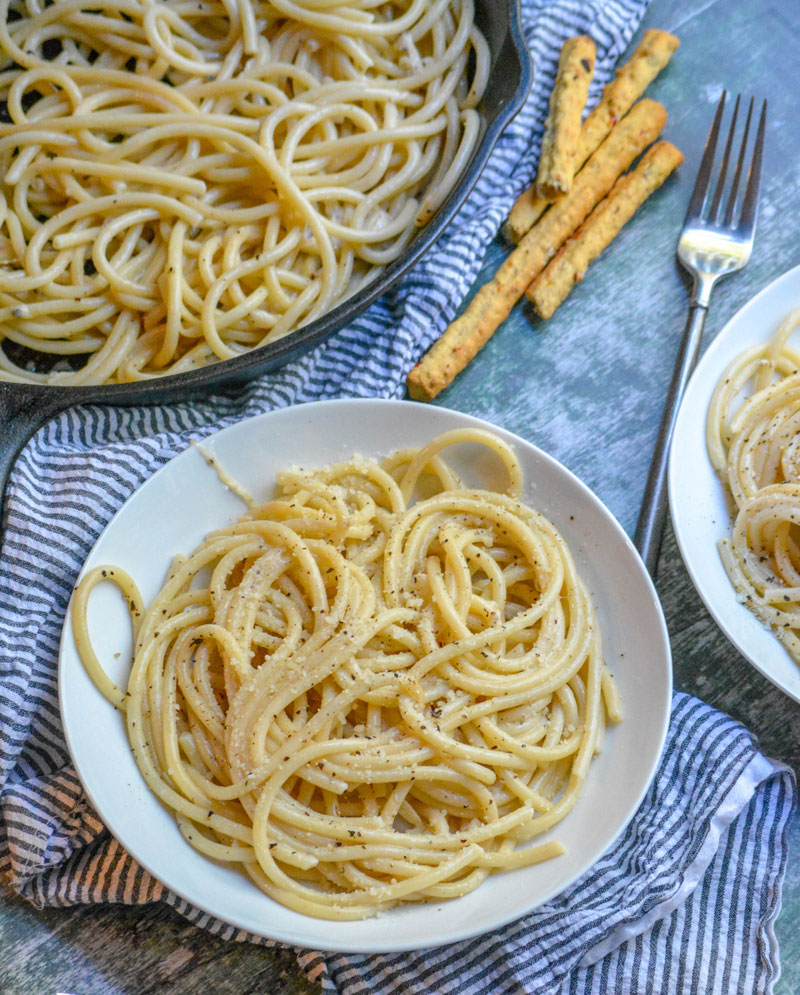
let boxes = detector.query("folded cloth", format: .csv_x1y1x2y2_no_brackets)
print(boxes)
0,2,796,995
303,695,795,995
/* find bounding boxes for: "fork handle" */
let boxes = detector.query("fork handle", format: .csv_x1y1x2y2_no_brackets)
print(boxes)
634,302,709,577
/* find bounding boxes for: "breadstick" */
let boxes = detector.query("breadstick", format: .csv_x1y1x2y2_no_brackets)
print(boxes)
536,35,596,201
406,99,667,401
504,29,680,243
526,141,683,319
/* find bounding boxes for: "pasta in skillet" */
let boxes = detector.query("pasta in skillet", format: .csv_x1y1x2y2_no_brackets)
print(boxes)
0,0,488,384
72,428,622,920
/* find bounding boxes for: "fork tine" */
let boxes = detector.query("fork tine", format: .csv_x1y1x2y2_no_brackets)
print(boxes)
722,97,753,226
685,90,726,221
738,99,767,233
709,94,740,221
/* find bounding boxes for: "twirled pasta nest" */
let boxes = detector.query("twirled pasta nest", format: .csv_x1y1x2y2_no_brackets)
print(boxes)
74,429,621,919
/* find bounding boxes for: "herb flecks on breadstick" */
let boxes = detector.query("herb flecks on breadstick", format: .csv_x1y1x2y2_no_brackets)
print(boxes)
536,35,596,201
406,99,667,401
527,141,683,319
504,29,680,243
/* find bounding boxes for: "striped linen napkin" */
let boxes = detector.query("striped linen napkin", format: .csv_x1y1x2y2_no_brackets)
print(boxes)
0,1,796,994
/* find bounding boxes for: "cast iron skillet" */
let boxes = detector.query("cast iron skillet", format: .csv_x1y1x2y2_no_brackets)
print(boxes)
0,0,532,519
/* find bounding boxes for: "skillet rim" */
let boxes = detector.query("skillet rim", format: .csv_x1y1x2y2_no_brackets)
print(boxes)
0,0,532,410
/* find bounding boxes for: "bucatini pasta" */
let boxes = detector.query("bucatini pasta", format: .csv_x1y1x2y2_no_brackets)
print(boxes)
0,0,488,385
72,428,621,920
707,308,800,662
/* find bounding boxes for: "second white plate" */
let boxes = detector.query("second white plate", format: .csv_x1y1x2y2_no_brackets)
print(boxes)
60,399,672,952
670,263,800,704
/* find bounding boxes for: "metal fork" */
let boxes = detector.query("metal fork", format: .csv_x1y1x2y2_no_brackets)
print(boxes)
634,91,767,577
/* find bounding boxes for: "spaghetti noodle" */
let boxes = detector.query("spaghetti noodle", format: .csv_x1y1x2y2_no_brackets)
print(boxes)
0,0,488,384
72,428,621,920
707,307,800,663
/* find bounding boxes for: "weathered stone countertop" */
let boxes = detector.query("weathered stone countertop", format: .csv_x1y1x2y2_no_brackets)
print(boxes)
2,0,798,991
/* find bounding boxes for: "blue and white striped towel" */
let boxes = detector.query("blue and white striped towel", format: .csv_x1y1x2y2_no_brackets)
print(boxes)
0,1,796,993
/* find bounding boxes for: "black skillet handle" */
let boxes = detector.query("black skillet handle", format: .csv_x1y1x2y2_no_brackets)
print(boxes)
0,381,79,530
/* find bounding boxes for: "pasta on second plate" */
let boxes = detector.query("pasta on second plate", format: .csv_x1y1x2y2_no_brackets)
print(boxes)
72,428,621,920
707,306,800,663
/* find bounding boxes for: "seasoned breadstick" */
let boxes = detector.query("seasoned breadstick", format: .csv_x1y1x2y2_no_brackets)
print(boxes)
536,35,596,201
406,99,667,401
504,29,680,243
527,141,683,319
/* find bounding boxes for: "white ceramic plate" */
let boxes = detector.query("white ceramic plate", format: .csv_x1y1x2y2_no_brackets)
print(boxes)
59,399,672,952
670,263,800,704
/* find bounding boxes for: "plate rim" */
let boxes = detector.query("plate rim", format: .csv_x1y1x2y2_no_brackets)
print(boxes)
59,398,673,952
669,263,800,704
